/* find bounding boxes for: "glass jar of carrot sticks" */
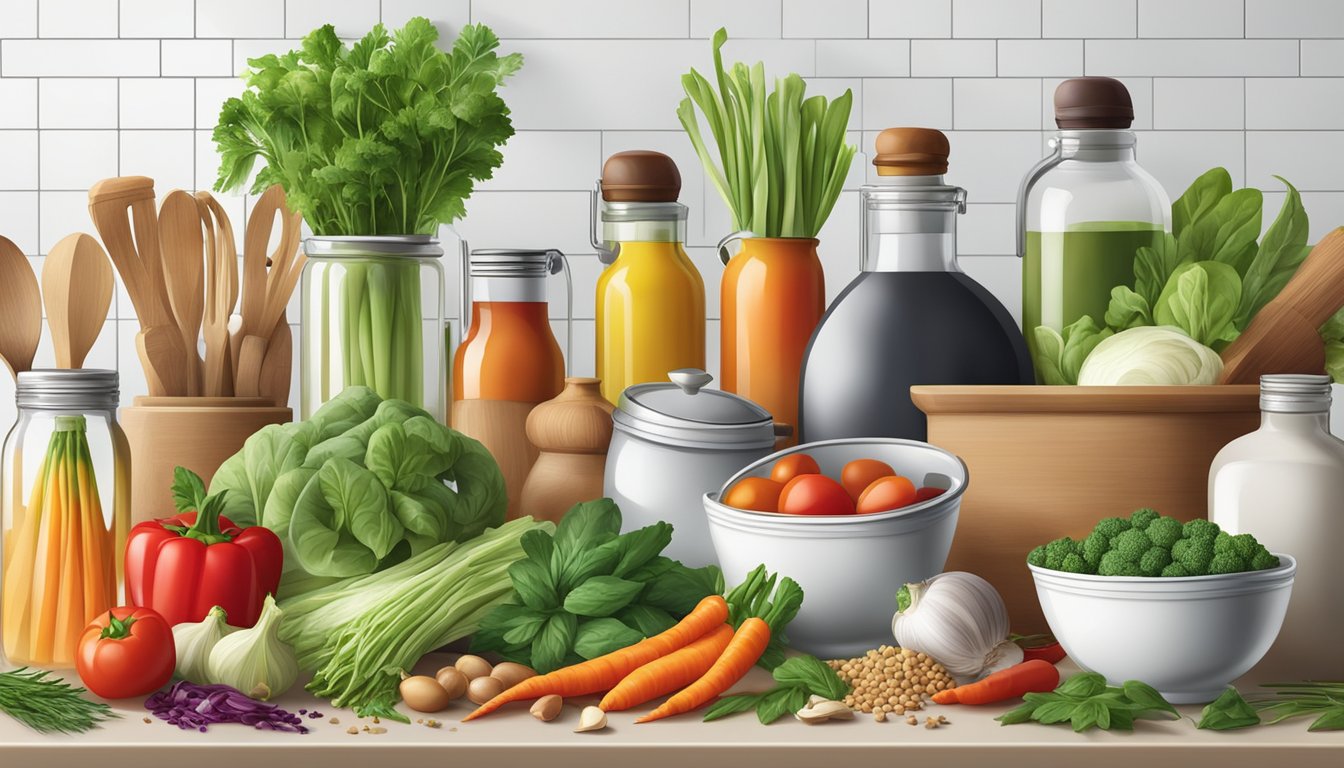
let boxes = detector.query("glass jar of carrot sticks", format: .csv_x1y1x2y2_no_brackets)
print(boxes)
1,370,130,667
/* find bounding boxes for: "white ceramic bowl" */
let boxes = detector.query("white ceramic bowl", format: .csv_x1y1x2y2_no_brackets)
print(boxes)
703,438,967,658
1030,556,1296,704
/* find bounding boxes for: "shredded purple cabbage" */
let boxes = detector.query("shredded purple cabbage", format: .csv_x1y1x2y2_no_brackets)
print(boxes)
145,682,310,734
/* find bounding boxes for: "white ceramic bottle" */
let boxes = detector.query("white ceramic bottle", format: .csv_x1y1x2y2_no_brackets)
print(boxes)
1209,374,1344,680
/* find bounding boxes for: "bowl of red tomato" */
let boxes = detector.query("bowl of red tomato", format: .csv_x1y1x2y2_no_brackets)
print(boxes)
703,438,968,658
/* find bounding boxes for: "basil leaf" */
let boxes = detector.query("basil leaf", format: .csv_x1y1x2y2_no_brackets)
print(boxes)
1071,701,1101,732
532,612,578,674
704,692,764,723
508,558,559,611
500,612,549,646
757,686,808,725
573,617,646,660
1056,673,1107,700
997,701,1038,725
618,604,677,637
772,655,848,700
1198,688,1260,731
624,555,678,583
1121,680,1179,718
641,564,725,616
520,528,554,568
563,576,645,618
1035,700,1078,725
1172,167,1233,238
560,537,622,592
1108,708,1136,731
611,522,674,578
1308,708,1344,732
553,498,622,560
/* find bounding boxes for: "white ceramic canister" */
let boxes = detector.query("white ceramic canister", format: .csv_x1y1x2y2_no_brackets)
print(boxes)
1209,374,1344,680
605,369,777,567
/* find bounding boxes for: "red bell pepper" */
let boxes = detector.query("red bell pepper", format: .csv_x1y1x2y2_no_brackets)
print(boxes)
125,493,282,628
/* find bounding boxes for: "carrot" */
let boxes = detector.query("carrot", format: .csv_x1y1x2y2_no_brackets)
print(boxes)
463,594,729,721
931,659,1061,705
599,624,735,712
634,617,771,723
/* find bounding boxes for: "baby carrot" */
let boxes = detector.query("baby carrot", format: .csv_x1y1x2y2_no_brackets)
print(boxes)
635,617,771,723
931,659,1060,705
599,624,735,712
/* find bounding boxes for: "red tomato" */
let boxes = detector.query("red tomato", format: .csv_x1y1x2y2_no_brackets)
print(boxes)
76,606,175,699
840,458,896,502
778,474,854,516
914,486,947,503
770,453,821,485
856,475,918,514
724,477,786,513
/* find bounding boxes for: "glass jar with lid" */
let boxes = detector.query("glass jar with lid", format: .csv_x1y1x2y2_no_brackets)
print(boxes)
1018,77,1171,376
300,235,446,419
1,369,130,667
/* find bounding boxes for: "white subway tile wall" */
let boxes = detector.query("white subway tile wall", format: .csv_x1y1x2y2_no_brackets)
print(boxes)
2,0,1343,428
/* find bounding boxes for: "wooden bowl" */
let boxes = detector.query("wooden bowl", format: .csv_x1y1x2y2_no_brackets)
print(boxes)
911,385,1261,634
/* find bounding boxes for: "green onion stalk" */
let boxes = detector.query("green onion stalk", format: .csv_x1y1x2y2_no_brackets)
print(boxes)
335,259,424,407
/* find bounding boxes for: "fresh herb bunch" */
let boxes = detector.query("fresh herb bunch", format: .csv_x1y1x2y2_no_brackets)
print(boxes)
213,18,521,235
997,672,1179,732
703,655,849,724
472,499,725,674
1035,168,1344,384
1199,682,1344,732
0,667,116,734
679,28,856,238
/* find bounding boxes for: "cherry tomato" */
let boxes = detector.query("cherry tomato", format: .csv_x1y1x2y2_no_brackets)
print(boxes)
856,475,917,514
76,606,175,699
778,474,854,516
914,486,947,503
840,458,896,502
724,476,786,513
770,453,821,484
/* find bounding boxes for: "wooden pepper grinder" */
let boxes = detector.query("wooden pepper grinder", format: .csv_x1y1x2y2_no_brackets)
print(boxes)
520,378,616,523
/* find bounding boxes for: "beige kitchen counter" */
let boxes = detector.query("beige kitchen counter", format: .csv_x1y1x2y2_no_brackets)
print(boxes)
3,658,1341,768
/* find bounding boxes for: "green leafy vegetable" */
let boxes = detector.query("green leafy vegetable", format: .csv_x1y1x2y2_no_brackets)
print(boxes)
1172,167,1233,239
702,654,849,724
678,28,856,238
996,673,1178,732
724,564,804,671
0,668,116,734
1250,682,1344,731
1152,261,1242,347
472,499,725,673
1031,315,1113,386
1198,687,1261,730
209,387,506,598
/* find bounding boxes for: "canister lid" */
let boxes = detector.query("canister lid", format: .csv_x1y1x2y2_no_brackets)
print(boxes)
1260,374,1332,413
872,128,950,176
1054,77,1134,129
614,369,775,449
602,151,682,202
304,235,444,258
16,368,119,410
468,249,563,278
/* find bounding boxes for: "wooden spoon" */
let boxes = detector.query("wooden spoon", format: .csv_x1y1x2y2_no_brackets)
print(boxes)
159,190,206,394
240,186,285,341
136,326,187,397
1220,228,1344,384
196,192,240,395
258,316,293,407
0,235,41,380
42,233,113,369
235,190,303,397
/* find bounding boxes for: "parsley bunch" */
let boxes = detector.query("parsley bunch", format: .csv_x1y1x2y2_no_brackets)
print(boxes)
213,18,521,235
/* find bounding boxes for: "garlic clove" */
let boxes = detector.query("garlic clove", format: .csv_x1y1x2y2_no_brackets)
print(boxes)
172,605,237,684
205,594,298,700
574,706,608,732
795,699,855,724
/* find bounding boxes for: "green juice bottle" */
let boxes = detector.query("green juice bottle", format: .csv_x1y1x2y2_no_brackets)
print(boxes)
1018,77,1170,382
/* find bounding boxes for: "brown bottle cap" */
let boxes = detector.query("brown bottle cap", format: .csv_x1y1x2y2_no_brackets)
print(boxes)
601,150,681,202
1054,77,1134,129
872,127,950,176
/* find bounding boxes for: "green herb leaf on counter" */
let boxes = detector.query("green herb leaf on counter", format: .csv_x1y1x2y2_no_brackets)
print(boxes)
702,654,849,725
1251,682,1344,732
772,656,849,701
0,667,116,734
1198,688,1261,730
996,673,1179,732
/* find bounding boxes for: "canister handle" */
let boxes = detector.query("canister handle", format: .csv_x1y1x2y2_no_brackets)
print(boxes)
546,249,574,377
717,230,754,265
591,181,620,265
1016,139,1063,258
668,368,713,395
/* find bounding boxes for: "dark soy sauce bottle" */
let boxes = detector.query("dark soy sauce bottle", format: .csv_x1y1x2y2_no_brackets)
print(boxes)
799,128,1033,442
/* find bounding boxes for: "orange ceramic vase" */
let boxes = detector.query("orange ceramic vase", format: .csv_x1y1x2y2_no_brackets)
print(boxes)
719,237,826,443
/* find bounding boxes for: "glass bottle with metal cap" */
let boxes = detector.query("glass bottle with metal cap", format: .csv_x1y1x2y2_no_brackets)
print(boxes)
453,248,570,520
1,369,130,667
300,235,446,418
1018,77,1170,379
799,128,1032,442
1209,374,1344,680
592,150,706,404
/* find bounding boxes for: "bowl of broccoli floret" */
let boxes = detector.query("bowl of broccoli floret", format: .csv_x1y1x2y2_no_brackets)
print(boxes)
1027,508,1295,704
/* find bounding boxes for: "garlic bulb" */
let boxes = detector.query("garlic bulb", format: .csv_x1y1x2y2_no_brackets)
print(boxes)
891,572,1023,684
206,595,298,700
173,605,237,684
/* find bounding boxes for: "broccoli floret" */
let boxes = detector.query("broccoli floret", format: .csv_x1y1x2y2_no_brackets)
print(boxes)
1183,518,1220,541
1209,551,1249,575
1145,517,1183,549
1099,550,1143,576
1044,537,1080,570
1221,533,1263,561
1111,529,1150,562
1139,546,1172,577
1129,508,1160,530
1060,553,1091,574
1161,562,1192,577
1172,536,1215,574
1093,517,1132,541
1027,545,1048,568
1251,549,1280,571
1082,531,1109,568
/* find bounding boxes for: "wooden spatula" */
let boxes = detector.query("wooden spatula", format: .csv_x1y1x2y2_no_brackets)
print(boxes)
258,316,293,407
1220,227,1344,384
0,235,42,380
42,233,113,369
160,190,206,394
196,192,240,396
235,189,304,398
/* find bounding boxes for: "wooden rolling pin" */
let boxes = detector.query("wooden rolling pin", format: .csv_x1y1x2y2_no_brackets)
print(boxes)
1220,227,1344,384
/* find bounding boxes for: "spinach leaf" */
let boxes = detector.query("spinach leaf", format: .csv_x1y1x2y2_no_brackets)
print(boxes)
1104,285,1153,331
558,537,622,593
1153,261,1242,347
1031,316,1112,386
757,686,809,725
573,618,645,660
532,613,578,675
1237,177,1309,326
1198,688,1260,730
500,612,549,646
618,604,677,637
562,576,645,617
703,693,765,723
554,499,623,561
611,522,674,578
1172,166,1232,238
772,656,848,701
1134,233,1185,308
641,564,726,615
507,558,558,611
1178,188,1262,275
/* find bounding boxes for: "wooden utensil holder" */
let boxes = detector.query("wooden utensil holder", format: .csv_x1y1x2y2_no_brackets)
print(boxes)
120,397,291,523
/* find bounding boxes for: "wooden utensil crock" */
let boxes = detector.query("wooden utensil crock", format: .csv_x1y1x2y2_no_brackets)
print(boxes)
120,397,291,523
519,378,615,524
